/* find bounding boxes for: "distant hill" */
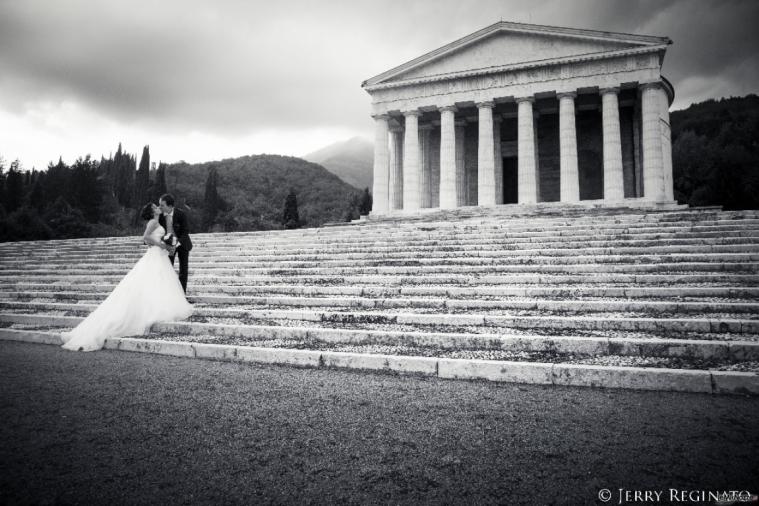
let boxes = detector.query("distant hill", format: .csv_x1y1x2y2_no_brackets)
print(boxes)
303,137,373,191
165,154,363,231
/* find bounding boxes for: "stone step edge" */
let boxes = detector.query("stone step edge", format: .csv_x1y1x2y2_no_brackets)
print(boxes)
1,329,755,396
3,311,759,334
3,320,758,361
4,298,759,315
6,287,759,299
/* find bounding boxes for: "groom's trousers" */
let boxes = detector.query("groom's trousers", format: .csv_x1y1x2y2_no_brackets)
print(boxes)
169,247,189,293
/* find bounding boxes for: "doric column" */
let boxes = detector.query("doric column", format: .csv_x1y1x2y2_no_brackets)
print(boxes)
558,92,580,203
493,117,503,205
517,96,538,204
601,87,624,201
371,114,390,214
659,89,674,200
640,82,666,201
455,120,466,206
477,101,496,206
402,110,421,211
419,124,433,208
388,127,403,210
438,106,457,209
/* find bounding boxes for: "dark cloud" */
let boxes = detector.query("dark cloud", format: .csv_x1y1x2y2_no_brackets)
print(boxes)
0,0,756,163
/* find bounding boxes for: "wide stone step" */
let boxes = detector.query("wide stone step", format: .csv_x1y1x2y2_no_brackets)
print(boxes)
3,306,758,336
4,252,759,272
7,234,759,262
6,216,759,251
4,242,759,268
9,227,759,256
2,272,758,287
4,300,759,328
4,284,759,300
4,296,759,315
4,261,758,279
3,316,757,365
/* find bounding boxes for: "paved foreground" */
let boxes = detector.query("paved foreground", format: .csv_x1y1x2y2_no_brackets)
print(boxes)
1,342,757,505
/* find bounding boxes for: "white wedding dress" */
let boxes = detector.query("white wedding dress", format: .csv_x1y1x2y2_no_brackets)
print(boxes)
61,223,193,351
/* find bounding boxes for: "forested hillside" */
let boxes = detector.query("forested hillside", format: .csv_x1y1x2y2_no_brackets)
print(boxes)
671,94,759,209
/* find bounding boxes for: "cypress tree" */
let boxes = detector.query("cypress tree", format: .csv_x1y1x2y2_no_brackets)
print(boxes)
283,189,300,229
135,145,150,206
5,161,24,213
153,163,168,201
203,166,222,230
359,188,373,215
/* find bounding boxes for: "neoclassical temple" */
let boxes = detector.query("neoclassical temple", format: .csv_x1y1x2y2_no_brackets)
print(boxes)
362,21,675,214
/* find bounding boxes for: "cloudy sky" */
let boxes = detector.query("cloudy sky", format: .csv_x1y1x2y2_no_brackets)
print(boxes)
1,0,757,170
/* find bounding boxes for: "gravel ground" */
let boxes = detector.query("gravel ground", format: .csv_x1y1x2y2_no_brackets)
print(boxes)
2,341,757,505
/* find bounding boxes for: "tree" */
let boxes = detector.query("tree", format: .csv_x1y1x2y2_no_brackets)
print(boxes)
203,166,223,230
4,160,25,213
135,145,150,206
111,143,135,207
152,163,168,201
283,189,300,229
0,155,6,213
44,157,70,205
359,188,372,215
69,156,102,222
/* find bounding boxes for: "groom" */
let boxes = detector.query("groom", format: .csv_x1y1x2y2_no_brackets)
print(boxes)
159,193,193,293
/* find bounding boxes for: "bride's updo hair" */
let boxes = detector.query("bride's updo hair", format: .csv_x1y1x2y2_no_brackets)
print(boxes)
140,203,156,221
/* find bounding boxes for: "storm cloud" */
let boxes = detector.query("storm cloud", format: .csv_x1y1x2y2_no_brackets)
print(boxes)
0,0,757,169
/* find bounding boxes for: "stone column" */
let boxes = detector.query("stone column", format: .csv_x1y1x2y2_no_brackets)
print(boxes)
371,114,390,214
477,101,496,206
418,125,433,208
659,90,674,200
439,106,457,209
493,117,503,205
641,82,666,201
402,110,421,211
455,120,466,207
558,92,580,203
601,87,624,201
388,128,403,210
517,96,538,204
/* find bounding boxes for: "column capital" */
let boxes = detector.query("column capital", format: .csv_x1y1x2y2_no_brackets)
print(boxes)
600,86,620,96
476,101,495,109
419,123,435,131
402,109,421,117
639,81,663,92
454,119,467,127
438,105,458,113
556,91,577,100
515,96,535,104
371,113,390,120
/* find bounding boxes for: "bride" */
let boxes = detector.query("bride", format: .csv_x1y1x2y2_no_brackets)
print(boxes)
61,203,194,351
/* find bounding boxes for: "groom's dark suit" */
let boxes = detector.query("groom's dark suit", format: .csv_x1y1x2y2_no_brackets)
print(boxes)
159,208,193,293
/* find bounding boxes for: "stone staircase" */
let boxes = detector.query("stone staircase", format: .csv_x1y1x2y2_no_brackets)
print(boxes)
2,205,759,394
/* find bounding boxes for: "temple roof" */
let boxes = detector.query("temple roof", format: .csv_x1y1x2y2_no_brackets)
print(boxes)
363,21,671,90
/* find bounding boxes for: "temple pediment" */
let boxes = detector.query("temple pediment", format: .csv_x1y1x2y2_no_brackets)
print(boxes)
364,21,670,89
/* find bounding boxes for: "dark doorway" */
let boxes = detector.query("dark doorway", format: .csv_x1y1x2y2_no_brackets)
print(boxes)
503,157,518,204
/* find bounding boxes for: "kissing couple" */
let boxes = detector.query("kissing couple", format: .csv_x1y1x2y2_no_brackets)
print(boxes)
61,193,194,352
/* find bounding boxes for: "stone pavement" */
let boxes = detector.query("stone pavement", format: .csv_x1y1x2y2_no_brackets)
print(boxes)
1,341,757,505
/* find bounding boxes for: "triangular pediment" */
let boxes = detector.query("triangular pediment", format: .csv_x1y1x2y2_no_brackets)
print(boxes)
364,21,670,88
